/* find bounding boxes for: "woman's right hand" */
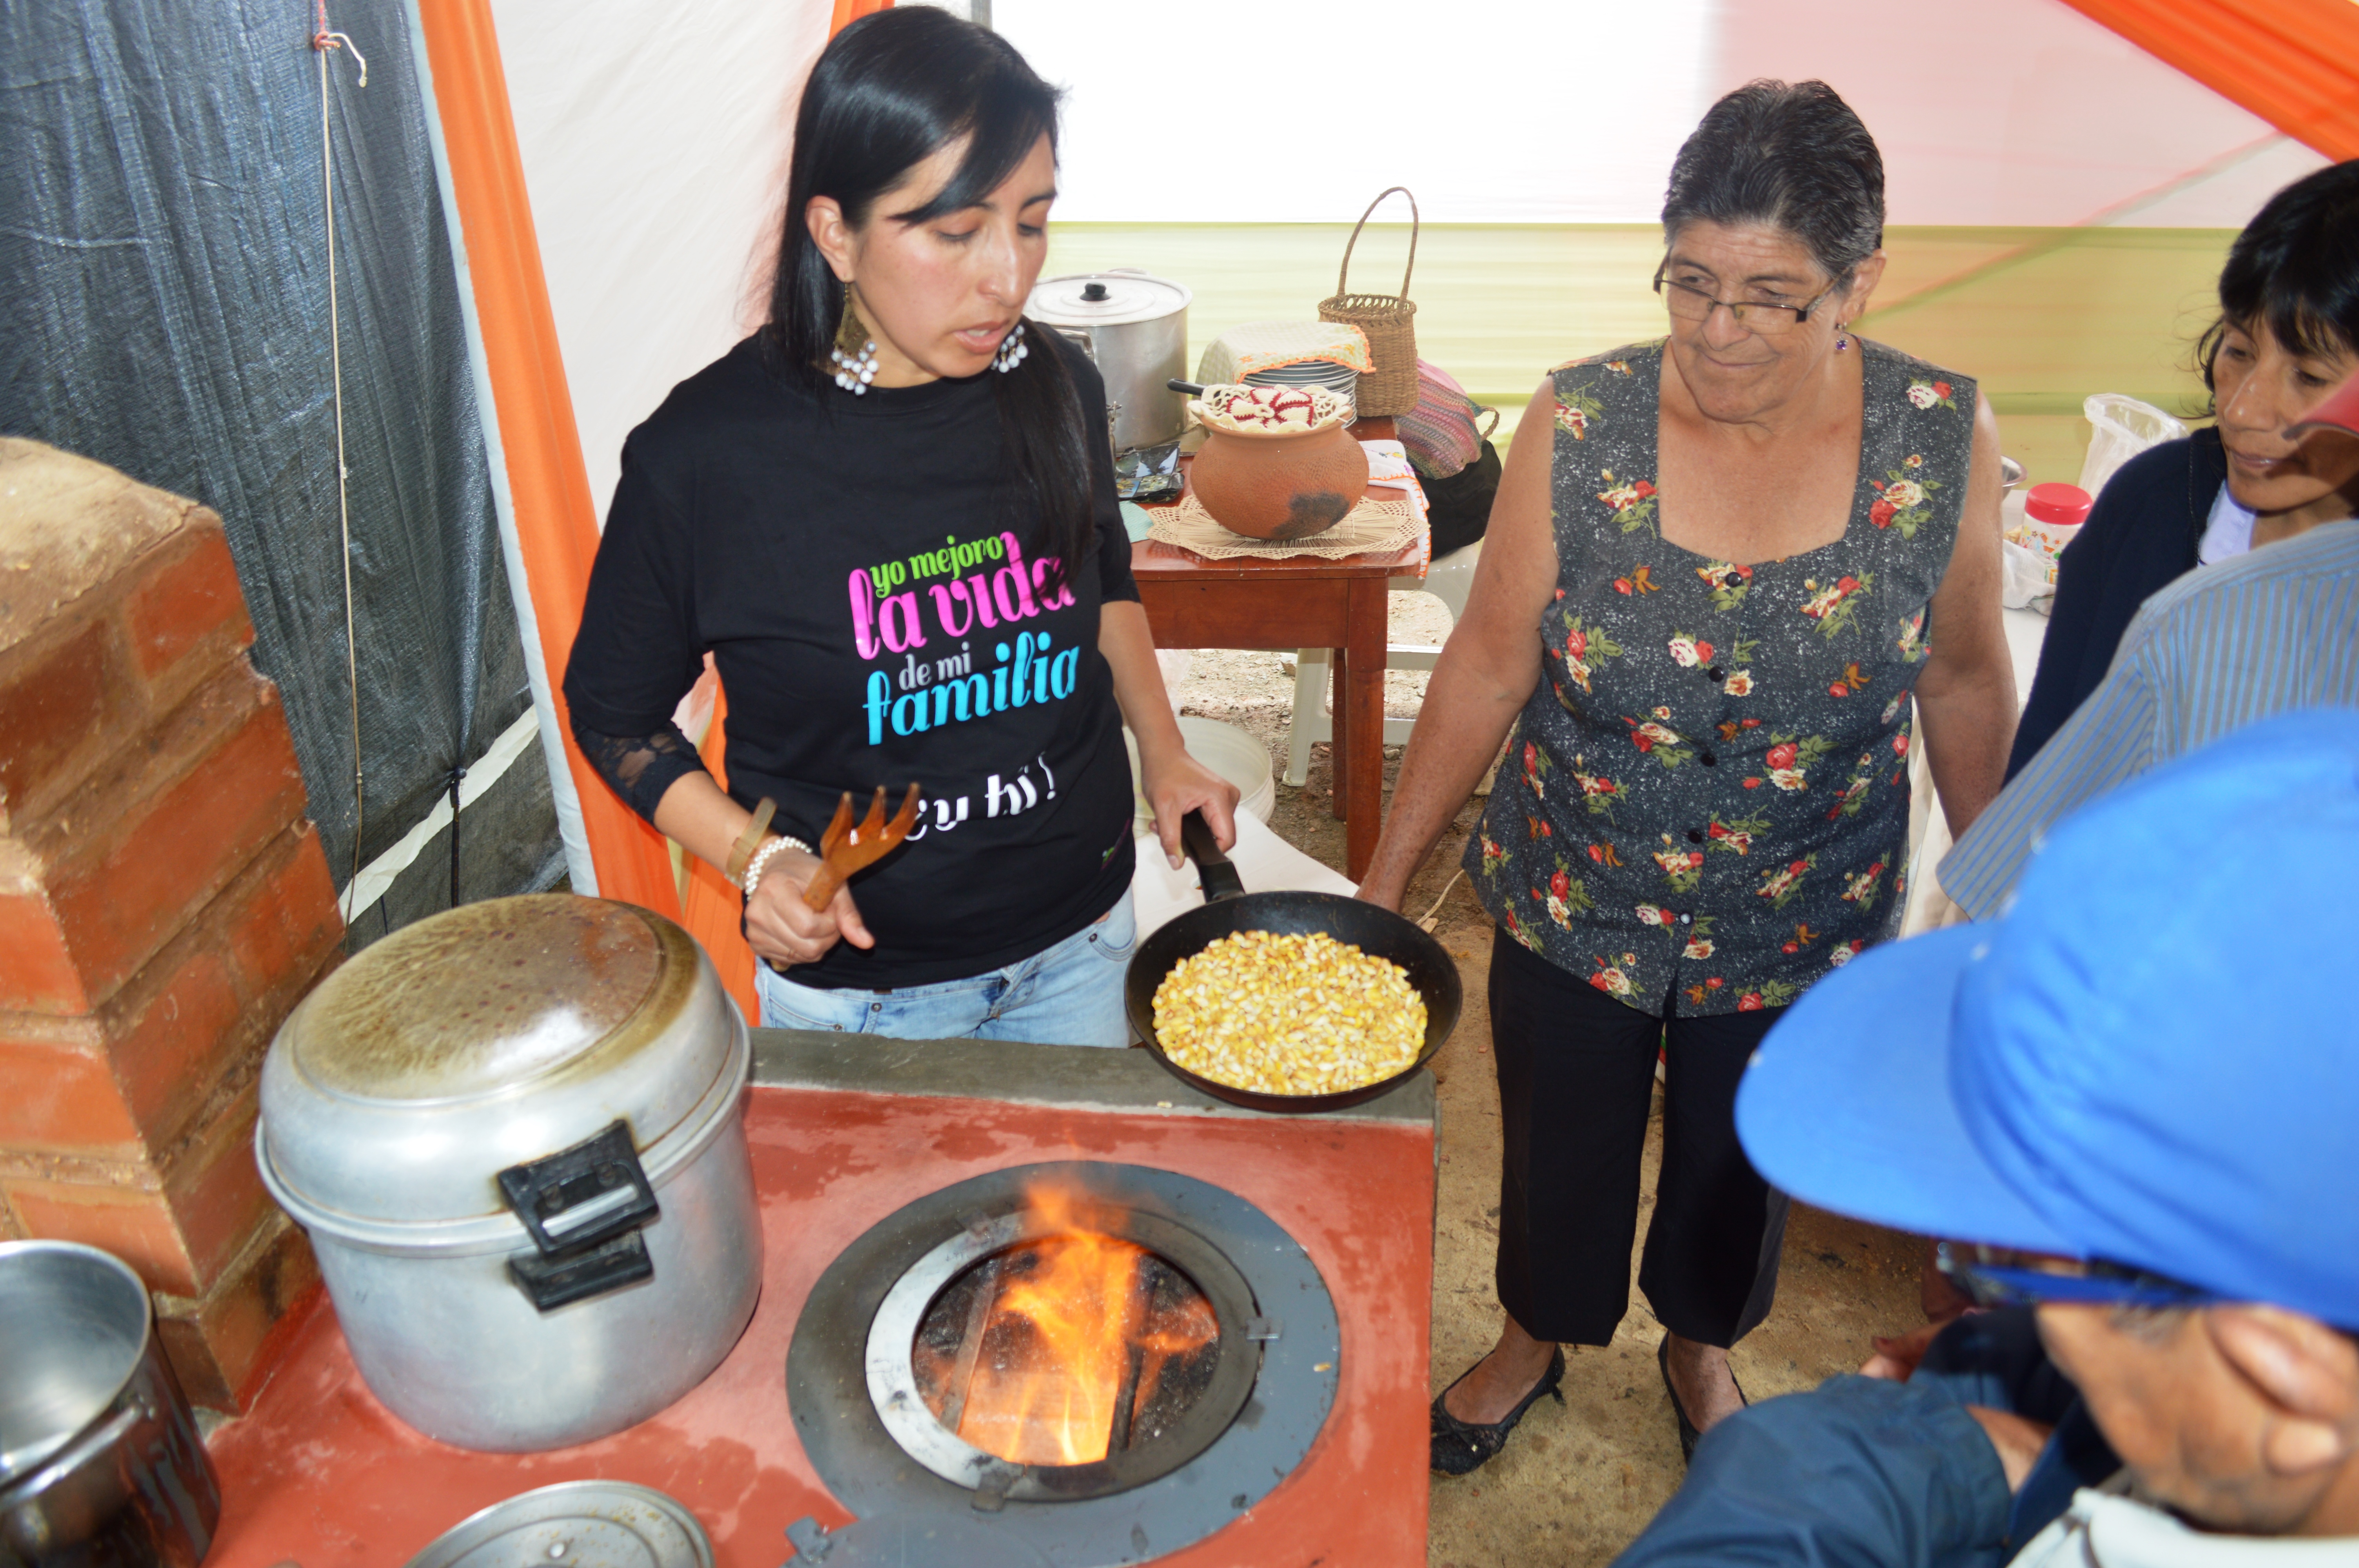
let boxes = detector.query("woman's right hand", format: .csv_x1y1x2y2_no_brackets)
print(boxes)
744,848,876,968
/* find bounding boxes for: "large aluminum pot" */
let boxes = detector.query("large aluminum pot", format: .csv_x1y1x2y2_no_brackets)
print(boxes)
1028,270,1191,454
0,1241,220,1566
256,895,760,1453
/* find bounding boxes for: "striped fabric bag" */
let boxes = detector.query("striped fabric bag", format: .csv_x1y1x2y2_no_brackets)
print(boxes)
1394,360,1497,479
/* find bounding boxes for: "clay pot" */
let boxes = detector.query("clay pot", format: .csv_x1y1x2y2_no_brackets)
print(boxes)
1189,422,1368,541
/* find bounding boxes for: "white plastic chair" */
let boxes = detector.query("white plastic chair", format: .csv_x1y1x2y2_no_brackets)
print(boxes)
1281,540,1483,787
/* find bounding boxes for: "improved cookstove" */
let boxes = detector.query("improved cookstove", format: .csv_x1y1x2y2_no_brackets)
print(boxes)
202,1032,1436,1568
783,1161,1340,1564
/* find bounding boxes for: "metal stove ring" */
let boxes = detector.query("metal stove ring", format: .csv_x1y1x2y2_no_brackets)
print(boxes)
786,1161,1340,1567
865,1208,1259,1502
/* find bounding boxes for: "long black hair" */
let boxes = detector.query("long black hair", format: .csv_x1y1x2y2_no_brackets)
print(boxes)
1661,80,1885,288
2198,160,2359,394
768,8,1095,588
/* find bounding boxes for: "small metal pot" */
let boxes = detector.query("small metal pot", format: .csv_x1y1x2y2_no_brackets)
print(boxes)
0,1240,221,1566
256,895,761,1453
1027,271,1191,454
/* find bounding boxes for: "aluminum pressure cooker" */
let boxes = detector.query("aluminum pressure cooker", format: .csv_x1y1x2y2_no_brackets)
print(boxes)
256,894,760,1453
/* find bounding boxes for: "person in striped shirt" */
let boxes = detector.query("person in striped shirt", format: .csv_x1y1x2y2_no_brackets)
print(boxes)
1940,478,2359,920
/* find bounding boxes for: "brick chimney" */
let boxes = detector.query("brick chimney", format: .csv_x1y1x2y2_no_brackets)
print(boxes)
0,439,341,1410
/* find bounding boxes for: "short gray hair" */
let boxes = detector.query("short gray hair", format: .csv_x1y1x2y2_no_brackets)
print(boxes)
1662,80,1885,288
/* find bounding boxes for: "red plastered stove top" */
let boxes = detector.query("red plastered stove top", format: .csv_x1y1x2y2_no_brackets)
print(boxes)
203,1034,1436,1567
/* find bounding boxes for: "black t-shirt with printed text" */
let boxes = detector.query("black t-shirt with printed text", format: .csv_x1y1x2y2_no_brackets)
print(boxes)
563,333,1140,989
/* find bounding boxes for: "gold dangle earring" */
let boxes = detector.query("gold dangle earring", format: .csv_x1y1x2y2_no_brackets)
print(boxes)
830,285,879,394
1834,319,1853,353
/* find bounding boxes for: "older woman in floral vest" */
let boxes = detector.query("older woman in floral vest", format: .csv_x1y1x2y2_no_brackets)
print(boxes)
1358,80,2018,1475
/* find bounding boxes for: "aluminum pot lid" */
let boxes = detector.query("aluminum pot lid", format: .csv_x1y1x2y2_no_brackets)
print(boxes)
260,895,740,1227
403,1481,714,1568
1028,270,1190,328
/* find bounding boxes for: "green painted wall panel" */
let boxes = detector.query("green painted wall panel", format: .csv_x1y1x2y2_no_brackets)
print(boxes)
1044,223,2232,485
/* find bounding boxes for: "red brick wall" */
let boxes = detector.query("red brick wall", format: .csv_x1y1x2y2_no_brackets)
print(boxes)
0,439,338,1409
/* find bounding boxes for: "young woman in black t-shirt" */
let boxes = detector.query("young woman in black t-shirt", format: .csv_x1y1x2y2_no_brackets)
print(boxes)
563,10,1237,1044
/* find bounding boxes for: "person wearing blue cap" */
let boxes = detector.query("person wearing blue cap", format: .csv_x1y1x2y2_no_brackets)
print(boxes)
1612,709,2359,1566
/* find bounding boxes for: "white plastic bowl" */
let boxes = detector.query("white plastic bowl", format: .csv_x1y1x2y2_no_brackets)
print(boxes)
1125,718,1275,837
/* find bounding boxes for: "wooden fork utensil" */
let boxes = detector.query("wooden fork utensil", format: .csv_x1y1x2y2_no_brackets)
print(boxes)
801,783,922,909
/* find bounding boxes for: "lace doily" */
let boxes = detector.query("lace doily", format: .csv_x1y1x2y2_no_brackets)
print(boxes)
1148,487,1427,562
1190,384,1352,436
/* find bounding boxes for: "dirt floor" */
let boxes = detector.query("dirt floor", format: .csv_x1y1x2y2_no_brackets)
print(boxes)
1165,596,1930,1567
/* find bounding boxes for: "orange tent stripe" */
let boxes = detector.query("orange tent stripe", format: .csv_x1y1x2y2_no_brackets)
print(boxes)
829,0,892,38
414,0,685,920
2059,0,2359,160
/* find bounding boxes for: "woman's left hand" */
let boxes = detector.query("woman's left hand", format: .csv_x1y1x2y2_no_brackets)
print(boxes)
1139,739,1240,870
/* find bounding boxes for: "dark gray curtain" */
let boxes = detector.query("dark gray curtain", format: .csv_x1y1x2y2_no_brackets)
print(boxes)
0,0,552,908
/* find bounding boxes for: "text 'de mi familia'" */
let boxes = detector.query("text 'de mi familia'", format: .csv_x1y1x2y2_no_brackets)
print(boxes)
850,530,1085,745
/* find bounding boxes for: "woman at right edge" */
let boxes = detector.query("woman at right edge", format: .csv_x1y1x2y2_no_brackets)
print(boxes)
2006,159,2359,779
1355,82,2017,1474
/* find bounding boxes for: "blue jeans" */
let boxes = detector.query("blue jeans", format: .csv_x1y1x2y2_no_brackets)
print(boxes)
754,890,1137,1047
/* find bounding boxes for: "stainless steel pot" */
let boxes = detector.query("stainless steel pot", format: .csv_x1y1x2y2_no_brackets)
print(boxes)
256,895,760,1454
0,1241,220,1566
1028,270,1191,454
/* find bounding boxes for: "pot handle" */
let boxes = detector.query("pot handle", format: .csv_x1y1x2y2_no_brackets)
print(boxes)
1180,810,1247,904
498,1120,662,1312
1,1400,147,1503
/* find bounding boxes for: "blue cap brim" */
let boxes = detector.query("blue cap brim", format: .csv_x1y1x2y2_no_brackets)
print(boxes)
1735,926,2075,1256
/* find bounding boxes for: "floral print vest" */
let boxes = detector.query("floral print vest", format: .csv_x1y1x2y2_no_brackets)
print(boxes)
1465,339,1976,1016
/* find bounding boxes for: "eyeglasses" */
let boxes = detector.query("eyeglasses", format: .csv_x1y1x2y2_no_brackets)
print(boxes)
1653,265,1837,337
1935,1242,2224,1315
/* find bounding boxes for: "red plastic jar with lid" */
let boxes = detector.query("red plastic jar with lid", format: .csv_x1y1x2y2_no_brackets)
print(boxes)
2025,482,2093,528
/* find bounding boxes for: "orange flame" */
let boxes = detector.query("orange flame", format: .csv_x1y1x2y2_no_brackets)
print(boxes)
951,1184,1218,1467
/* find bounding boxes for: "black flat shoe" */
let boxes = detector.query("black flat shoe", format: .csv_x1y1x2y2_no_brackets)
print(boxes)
1430,1347,1566,1475
1657,1334,1747,1465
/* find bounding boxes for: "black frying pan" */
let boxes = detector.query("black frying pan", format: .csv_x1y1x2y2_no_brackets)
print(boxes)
1125,812,1463,1113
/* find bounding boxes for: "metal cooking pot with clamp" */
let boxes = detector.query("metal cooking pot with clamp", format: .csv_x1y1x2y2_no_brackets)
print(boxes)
1028,269,1191,499
256,894,761,1453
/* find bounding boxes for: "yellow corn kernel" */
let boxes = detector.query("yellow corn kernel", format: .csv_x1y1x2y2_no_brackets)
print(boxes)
1151,930,1426,1095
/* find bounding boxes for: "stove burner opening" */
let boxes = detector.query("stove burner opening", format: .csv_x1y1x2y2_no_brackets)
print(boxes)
864,1180,1263,1504
914,1218,1221,1467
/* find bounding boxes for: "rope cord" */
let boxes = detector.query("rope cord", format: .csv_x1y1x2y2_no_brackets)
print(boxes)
313,10,365,898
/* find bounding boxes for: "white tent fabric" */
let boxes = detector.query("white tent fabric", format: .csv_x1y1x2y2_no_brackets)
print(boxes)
994,0,2320,227
494,0,2321,521
491,0,829,526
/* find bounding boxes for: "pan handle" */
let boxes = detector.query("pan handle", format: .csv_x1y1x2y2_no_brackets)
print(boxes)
1180,809,1247,903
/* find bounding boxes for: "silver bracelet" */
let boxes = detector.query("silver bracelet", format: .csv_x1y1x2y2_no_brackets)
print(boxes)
742,835,813,898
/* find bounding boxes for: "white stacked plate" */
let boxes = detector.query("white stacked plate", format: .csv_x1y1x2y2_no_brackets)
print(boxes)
1242,359,1359,421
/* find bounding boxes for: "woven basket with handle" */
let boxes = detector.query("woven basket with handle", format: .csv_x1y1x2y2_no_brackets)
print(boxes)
1318,187,1421,417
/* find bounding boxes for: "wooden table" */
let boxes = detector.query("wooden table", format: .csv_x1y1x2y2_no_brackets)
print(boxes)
1132,417,1421,881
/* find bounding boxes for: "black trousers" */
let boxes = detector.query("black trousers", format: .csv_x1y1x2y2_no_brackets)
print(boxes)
1487,926,1790,1348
